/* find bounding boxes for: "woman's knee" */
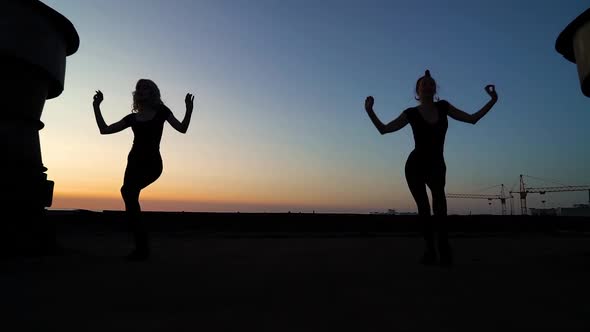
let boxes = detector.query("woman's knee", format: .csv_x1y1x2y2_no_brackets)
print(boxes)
432,189,446,200
121,185,139,199
432,193,447,215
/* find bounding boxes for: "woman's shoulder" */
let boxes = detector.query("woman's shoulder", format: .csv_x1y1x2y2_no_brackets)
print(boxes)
159,104,171,114
403,105,417,113
122,113,136,124
436,99,451,113
403,105,418,119
153,104,171,120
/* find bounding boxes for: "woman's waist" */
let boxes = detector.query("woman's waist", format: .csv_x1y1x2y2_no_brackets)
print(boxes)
128,146,162,159
408,149,445,161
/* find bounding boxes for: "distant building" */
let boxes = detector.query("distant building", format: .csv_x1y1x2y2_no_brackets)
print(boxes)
558,204,590,217
529,204,590,217
370,209,401,215
369,209,418,216
396,212,418,216
529,208,558,216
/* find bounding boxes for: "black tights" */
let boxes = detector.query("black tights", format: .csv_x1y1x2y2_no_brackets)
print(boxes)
405,151,450,257
120,153,162,254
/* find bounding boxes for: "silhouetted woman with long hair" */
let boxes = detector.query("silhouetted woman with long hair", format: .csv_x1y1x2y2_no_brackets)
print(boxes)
364,70,498,266
93,79,194,260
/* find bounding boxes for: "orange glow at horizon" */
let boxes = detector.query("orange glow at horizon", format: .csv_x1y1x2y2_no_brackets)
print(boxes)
51,191,411,213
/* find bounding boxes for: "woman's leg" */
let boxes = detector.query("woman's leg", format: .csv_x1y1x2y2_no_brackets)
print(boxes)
121,183,149,258
405,155,435,264
427,161,452,266
121,183,141,214
121,156,162,259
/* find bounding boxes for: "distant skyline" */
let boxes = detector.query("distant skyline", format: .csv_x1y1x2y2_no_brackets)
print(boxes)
41,0,590,214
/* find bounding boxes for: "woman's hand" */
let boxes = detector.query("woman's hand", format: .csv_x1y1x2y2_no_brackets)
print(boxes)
485,85,498,102
365,96,374,112
93,90,104,107
185,93,195,112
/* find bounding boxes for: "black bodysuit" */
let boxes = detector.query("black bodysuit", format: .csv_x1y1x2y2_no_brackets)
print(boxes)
120,105,171,213
402,100,449,217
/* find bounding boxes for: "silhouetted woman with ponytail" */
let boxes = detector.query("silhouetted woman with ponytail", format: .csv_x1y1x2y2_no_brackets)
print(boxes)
364,70,498,266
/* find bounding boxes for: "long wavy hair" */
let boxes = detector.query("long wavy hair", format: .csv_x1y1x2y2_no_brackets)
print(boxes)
132,79,164,113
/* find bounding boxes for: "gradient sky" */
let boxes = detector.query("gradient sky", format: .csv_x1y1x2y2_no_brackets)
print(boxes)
40,0,590,214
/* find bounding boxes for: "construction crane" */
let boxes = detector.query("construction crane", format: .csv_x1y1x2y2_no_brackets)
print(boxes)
446,184,513,215
509,174,590,215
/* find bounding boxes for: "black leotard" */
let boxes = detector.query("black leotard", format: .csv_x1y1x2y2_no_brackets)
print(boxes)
402,100,450,217
123,105,172,156
120,105,172,212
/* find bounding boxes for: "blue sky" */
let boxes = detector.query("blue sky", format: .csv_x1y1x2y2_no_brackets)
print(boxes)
41,0,590,214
